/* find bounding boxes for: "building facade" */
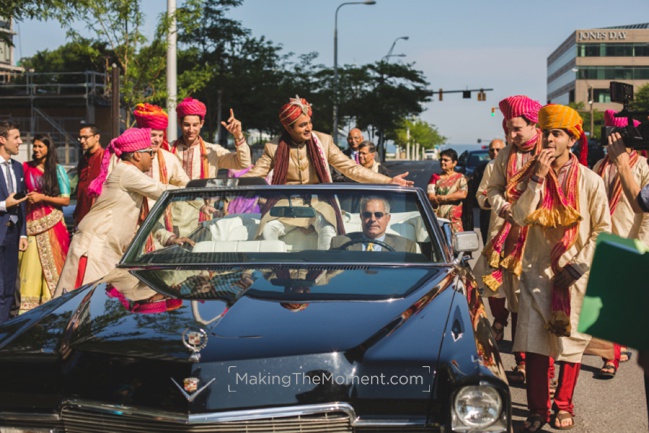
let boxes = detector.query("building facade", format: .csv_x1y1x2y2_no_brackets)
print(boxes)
547,23,649,114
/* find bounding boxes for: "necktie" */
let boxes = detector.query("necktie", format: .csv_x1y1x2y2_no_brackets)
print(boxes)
3,161,14,194
3,161,18,224
367,242,374,251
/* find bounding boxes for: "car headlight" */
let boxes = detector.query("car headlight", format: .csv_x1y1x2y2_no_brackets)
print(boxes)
452,385,503,432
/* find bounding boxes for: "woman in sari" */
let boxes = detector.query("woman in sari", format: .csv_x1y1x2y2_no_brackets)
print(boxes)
19,134,71,312
427,148,468,233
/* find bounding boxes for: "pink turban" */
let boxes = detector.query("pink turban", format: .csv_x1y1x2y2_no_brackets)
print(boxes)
279,95,312,127
604,109,640,128
176,97,207,120
134,103,168,130
499,95,543,123
88,128,152,197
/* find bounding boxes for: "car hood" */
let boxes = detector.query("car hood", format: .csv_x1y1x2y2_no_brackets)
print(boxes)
63,266,448,362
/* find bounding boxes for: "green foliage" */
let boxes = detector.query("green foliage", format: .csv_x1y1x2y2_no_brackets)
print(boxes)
15,0,434,149
393,118,446,149
568,101,604,140
629,83,649,113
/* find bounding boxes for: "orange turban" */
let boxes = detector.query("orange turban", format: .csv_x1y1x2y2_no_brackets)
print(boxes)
538,104,584,140
279,95,312,127
539,104,588,165
133,103,168,130
176,97,207,119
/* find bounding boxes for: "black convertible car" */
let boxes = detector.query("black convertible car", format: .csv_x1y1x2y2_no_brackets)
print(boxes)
0,182,510,432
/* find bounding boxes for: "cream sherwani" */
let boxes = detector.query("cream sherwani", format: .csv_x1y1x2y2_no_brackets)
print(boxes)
170,139,251,180
55,163,177,295
473,159,505,295
243,131,392,184
593,155,649,243
511,164,611,362
485,146,536,308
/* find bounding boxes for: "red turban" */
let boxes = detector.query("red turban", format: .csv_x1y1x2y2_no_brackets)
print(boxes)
279,95,312,126
88,127,152,197
499,95,542,123
604,109,640,128
134,103,168,130
176,97,207,119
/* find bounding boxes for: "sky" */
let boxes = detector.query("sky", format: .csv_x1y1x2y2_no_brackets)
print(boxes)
12,0,649,145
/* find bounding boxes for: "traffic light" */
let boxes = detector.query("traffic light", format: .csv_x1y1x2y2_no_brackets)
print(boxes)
462,90,471,99
439,88,443,101
478,89,486,101
491,107,496,116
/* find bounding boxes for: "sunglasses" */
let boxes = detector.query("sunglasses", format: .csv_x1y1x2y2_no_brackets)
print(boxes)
77,134,97,142
362,211,387,219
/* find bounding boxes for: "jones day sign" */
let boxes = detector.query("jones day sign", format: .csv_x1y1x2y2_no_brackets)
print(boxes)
578,31,628,41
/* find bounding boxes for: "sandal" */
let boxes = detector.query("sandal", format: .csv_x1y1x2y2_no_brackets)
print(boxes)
491,321,505,342
620,348,632,362
595,361,617,380
553,410,575,430
522,413,546,432
507,363,526,385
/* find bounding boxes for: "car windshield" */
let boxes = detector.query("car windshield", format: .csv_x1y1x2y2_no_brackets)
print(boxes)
121,185,446,267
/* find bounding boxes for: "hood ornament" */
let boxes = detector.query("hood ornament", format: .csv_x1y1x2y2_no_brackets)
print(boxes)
182,328,208,362
171,377,216,402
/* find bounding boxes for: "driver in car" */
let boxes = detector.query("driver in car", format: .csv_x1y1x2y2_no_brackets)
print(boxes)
330,196,417,252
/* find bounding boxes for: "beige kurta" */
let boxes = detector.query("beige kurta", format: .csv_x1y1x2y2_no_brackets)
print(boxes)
55,163,177,295
511,164,611,362
170,139,251,180
484,145,536,307
242,131,391,184
108,149,190,208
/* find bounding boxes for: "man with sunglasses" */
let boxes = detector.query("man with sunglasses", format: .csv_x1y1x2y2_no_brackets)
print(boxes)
330,196,417,253
72,124,104,228
55,128,181,296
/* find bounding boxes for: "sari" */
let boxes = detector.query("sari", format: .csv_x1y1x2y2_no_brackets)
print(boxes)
19,163,71,312
428,172,468,233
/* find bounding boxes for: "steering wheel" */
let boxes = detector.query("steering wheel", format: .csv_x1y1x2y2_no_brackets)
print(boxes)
334,238,395,252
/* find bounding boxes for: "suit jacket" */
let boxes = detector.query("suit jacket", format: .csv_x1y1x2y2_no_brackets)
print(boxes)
330,232,417,253
244,132,391,185
0,158,27,243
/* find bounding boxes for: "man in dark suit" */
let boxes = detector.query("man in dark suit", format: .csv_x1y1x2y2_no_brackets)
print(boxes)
0,121,28,324
330,196,417,252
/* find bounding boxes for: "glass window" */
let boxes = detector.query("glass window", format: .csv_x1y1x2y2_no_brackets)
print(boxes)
123,186,445,266
578,43,649,57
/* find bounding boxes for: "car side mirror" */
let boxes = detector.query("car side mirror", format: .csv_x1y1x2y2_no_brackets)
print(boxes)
453,231,480,253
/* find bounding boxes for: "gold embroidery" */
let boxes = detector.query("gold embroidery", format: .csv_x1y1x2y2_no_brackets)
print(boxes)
27,209,63,236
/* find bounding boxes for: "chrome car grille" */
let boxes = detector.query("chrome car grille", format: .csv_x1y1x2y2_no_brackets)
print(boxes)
60,403,353,433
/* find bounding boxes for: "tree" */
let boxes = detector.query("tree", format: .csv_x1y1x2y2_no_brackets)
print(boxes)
629,83,649,113
568,101,604,141
393,118,446,150
336,61,433,159
19,38,115,83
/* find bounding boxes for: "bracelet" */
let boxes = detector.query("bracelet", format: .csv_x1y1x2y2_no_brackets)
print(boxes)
235,135,246,145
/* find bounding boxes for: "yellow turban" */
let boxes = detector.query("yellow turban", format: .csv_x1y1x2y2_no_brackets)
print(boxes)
538,104,585,140
538,104,588,165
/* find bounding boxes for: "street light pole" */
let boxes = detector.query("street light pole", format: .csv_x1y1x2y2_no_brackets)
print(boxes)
382,35,408,62
333,0,376,146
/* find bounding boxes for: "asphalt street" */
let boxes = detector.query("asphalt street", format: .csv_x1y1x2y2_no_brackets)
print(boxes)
385,159,649,433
